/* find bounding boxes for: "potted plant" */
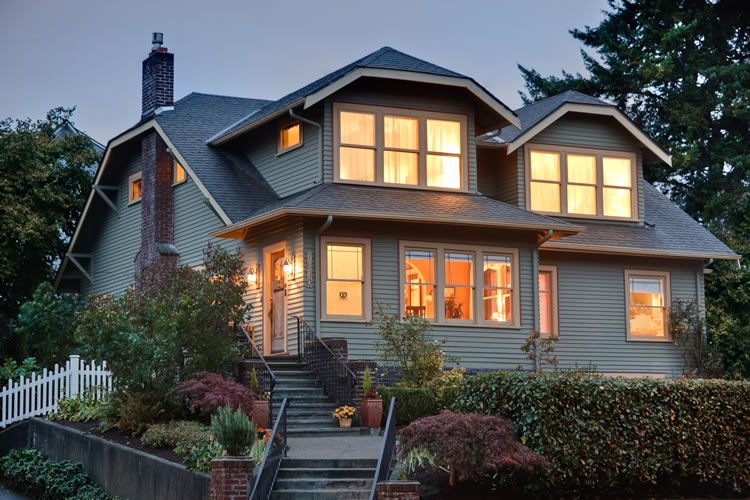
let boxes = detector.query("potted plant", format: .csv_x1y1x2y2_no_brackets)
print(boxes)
333,406,357,428
360,366,383,428
249,367,270,428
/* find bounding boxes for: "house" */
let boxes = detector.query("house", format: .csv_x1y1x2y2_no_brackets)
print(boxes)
55,34,739,377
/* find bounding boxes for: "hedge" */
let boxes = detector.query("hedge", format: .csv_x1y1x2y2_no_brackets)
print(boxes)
376,386,438,425
450,371,750,496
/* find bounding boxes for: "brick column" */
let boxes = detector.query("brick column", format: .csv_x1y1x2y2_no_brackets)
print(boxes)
376,480,421,499
209,457,254,500
348,360,379,410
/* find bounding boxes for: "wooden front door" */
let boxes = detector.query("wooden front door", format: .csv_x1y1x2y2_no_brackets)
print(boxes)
268,250,286,354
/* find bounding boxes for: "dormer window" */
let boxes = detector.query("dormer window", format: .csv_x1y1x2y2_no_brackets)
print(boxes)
526,144,636,220
334,103,467,191
278,120,302,154
173,160,186,185
128,171,142,204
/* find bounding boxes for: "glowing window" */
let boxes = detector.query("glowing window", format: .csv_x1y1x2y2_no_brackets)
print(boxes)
530,151,561,212
404,249,436,320
173,161,186,184
322,238,371,320
483,254,513,323
625,270,670,341
444,252,474,320
279,121,302,153
128,171,142,204
538,266,558,337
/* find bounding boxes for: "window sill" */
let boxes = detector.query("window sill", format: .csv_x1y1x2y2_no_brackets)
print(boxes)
321,317,370,324
333,178,468,194
172,178,187,187
626,336,672,343
277,142,304,156
128,198,141,206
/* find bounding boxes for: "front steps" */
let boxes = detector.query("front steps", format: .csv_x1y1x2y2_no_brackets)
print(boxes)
271,458,377,500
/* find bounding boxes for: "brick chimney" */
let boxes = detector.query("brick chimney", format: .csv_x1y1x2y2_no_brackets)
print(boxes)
141,32,174,118
137,33,178,273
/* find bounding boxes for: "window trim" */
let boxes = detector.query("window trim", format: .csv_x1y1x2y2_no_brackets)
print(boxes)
333,102,469,192
128,171,142,205
277,119,303,155
321,236,372,322
525,143,638,221
538,265,558,338
172,160,187,186
398,240,520,328
624,269,671,342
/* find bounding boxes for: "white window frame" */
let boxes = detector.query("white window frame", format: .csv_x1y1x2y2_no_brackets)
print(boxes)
525,143,638,221
398,241,520,328
278,119,303,155
538,265,558,338
624,269,671,342
321,236,372,322
173,160,187,186
128,171,142,205
333,102,469,192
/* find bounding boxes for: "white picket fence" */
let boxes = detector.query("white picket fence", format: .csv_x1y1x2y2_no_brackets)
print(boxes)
0,354,112,428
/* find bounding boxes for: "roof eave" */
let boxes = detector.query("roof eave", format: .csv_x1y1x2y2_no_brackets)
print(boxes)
541,241,740,261
207,97,306,146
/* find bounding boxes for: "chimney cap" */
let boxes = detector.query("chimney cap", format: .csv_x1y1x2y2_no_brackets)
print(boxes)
152,32,164,51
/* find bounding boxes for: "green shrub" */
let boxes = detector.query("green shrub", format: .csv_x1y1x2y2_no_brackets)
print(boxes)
211,406,254,456
140,420,211,450
0,448,113,499
377,386,437,425
451,371,750,496
0,357,39,384
362,366,372,394
49,387,108,422
175,439,224,473
116,390,172,436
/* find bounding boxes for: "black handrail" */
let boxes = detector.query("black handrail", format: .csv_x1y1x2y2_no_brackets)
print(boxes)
369,397,397,500
296,316,356,405
237,324,277,421
249,397,288,500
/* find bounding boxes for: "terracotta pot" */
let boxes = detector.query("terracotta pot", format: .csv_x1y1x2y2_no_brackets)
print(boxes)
338,417,352,428
360,398,383,428
250,399,270,428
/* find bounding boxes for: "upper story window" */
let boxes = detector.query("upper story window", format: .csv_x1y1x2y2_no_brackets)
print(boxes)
333,103,467,191
278,120,302,154
128,171,142,205
526,144,637,220
173,160,186,185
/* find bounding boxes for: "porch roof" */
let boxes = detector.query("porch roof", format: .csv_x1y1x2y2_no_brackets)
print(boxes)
210,183,583,239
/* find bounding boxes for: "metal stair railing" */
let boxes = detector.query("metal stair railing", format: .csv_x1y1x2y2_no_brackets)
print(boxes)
249,397,288,500
370,397,397,500
237,323,277,421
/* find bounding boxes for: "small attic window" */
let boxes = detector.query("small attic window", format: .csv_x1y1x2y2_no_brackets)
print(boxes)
278,120,302,154
128,171,142,205
173,160,187,185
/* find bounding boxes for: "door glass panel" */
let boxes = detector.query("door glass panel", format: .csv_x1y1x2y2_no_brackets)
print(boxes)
340,111,375,146
340,147,375,182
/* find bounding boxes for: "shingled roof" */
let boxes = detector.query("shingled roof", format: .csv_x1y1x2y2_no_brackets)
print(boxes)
154,93,279,223
208,46,517,144
543,183,738,259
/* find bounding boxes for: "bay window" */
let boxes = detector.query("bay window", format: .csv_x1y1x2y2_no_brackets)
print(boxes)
334,103,467,191
527,144,637,220
322,237,371,321
625,270,670,341
401,241,519,326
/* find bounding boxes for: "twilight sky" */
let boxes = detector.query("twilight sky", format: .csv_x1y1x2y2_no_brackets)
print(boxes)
0,0,606,144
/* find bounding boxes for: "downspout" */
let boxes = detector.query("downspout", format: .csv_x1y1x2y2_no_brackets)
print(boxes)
289,109,323,185
314,215,334,335
533,230,554,372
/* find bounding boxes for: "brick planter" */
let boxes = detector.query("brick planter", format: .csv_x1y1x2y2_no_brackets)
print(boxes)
376,480,421,499
210,457,254,500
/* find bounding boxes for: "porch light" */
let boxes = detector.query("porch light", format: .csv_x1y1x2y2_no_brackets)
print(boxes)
247,267,257,286
283,257,294,277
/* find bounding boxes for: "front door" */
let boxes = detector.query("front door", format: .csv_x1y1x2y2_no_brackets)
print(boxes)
267,249,287,354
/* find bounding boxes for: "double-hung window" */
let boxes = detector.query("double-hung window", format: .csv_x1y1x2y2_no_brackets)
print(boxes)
625,270,670,341
527,144,637,220
128,171,142,205
400,241,519,327
321,237,371,321
334,103,467,191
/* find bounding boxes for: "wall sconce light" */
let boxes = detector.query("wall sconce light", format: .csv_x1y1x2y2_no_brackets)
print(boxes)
283,256,294,278
247,267,259,288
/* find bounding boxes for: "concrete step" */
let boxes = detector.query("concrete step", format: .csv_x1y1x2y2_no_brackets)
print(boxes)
277,467,375,479
271,489,370,500
286,427,378,438
274,386,326,394
274,478,372,490
286,417,338,427
281,458,378,468
274,395,331,404
273,376,319,384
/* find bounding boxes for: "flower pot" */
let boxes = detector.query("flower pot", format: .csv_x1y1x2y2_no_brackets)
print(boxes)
360,398,383,428
338,417,352,428
250,399,270,428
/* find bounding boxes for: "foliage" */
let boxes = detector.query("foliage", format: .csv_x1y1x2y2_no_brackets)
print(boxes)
211,406,255,457
76,245,250,394
15,282,88,367
249,367,260,394
115,390,172,436
0,448,113,500
398,411,548,486
171,372,255,420
140,420,211,450
0,108,99,334
175,439,224,473
670,299,723,378
362,366,374,396
332,405,356,419
517,0,750,380
49,387,108,423
520,330,558,372
372,308,458,387
377,386,438,426
395,447,437,481
0,357,39,384
451,370,750,496
424,367,465,405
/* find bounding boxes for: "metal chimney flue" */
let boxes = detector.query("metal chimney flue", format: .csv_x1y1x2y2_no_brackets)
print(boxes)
152,32,164,51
